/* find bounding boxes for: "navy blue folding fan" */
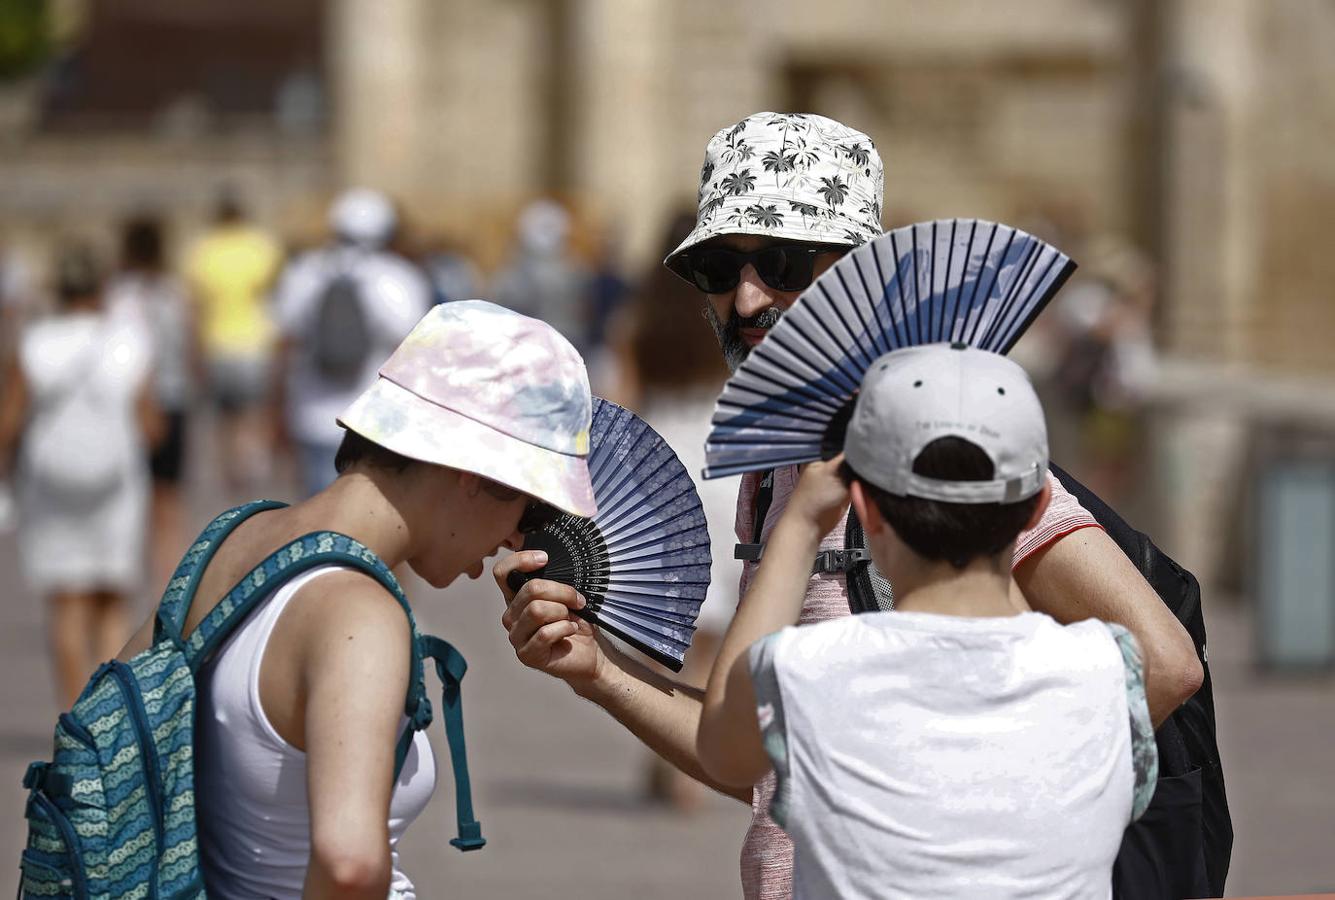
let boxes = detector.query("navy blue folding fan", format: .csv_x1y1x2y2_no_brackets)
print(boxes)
506,398,711,671
703,218,1075,479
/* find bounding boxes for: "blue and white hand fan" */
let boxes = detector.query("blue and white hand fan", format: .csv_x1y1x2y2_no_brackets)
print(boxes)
507,398,711,671
703,218,1075,479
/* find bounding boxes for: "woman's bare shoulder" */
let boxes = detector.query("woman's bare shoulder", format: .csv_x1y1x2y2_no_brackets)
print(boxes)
283,568,413,683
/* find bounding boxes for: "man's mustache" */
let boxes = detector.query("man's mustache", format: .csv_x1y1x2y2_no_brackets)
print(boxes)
736,308,783,330
704,303,785,372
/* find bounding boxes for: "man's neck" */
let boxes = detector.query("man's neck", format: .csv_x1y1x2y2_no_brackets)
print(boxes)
888,554,1019,619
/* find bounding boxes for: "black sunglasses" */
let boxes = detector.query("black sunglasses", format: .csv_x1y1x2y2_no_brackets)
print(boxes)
517,501,564,534
681,243,841,294
481,478,565,534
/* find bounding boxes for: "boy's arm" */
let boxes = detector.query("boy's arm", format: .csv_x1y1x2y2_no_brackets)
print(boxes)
698,457,849,788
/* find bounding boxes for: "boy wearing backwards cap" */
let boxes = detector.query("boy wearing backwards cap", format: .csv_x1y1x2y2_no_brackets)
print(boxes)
698,343,1157,900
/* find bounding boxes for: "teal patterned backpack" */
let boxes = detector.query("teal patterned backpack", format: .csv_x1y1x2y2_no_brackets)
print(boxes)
19,501,486,899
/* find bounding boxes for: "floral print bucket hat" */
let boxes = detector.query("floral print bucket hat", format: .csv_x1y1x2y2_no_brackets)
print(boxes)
664,111,885,276
338,300,597,517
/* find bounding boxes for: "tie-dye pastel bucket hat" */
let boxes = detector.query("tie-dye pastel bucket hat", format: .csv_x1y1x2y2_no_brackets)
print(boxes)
664,111,885,277
338,300,597,516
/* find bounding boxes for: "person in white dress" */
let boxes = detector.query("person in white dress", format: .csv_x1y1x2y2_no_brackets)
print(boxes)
0,244,160,709
106,216,196,592
606,211,737,810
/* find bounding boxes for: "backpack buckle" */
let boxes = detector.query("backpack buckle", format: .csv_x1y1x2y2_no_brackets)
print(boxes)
22,762,71,797
22,762,45,790
411,696,434,731
812,548,871,574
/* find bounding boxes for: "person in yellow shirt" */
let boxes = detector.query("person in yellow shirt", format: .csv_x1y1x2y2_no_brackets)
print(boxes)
186,191,283,493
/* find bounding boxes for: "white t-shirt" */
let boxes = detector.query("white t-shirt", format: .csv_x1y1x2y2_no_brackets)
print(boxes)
749,611,1156,900
272,246,431,445
196,566,435,899
105,272,193,410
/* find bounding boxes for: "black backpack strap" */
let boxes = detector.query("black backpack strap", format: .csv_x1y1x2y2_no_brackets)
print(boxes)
418,635,486,852
1049,463,1233,897
176,530,431,784
154,500,289,648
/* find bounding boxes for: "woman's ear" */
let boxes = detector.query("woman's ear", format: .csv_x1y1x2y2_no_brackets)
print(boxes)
849,479,887,536
1023,479,1052,531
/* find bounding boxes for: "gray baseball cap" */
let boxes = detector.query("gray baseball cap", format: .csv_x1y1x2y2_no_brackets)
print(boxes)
845,343,1048,504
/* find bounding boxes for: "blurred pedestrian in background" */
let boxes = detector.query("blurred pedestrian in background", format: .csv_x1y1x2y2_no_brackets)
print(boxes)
186,188,283,494
0,238,34,530
1050,237,1159,505
607,209,735,811
1,237,36,359
491,199,593,355
586,222,632,350
106,216,196,592
0,244,161,709
271,188,432,497
419,234,483,306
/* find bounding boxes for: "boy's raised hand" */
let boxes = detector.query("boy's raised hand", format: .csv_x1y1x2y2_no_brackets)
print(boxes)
788,454,852,537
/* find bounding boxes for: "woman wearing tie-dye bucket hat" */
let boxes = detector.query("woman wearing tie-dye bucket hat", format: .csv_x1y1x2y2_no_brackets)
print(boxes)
114,301,594,899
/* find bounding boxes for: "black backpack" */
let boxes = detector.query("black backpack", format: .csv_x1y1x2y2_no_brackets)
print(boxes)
840,465,1232,898
311,271,372,385
1048,464,1231,900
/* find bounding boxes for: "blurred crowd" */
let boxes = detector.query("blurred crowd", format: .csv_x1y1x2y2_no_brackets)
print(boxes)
0,185,1161,798
0,187,756,717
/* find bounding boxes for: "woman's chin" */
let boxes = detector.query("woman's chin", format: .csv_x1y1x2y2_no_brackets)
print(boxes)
414,565,461,590
416,559,484,589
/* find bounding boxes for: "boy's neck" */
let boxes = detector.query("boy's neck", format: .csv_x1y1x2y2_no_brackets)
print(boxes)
888,553,1022,619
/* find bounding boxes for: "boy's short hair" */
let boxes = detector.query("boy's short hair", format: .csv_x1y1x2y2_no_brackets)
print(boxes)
841,436,1041,570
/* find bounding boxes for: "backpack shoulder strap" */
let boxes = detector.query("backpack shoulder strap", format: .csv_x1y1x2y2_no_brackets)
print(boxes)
177,530,431,780
154,500,289,648
418,634,486,852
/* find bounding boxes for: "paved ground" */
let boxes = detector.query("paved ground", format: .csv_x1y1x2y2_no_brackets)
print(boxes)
1,432,1332,897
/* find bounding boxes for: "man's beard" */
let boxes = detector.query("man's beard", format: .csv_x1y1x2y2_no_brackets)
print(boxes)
702,304,784,372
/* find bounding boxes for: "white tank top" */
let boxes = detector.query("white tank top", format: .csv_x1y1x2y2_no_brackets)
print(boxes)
196,565,436,899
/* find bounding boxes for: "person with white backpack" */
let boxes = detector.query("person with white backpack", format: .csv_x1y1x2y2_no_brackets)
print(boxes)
0,244,162,709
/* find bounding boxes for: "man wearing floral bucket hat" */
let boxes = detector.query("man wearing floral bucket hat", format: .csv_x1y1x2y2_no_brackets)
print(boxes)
497,114,1205,900
113,300,594,899
664,112,883,372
